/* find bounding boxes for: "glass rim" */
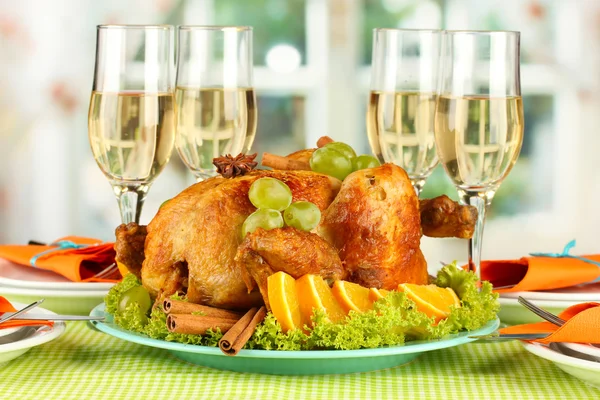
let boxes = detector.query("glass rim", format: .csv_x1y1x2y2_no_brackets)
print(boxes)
444,29,520,35
178,25,252,31
373,28,442,33
97,24,173,30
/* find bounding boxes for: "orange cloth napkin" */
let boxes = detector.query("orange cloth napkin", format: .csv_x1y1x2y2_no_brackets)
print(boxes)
0,236,119,282
499,302,600,344
478,241,600,292
0,296,53,330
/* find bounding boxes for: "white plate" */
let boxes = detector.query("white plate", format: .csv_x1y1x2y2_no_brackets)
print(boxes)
0,326,19,338
497,297,578,325
523,341,600,389
0,302,66,364
500,282,600,302
0,285,109,315
0,258,114,291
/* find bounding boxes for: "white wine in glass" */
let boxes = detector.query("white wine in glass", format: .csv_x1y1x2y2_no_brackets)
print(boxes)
367,29,442,196
175,26,256,181
88,25,176,224
434,95,523,187
89,92,175,182
175,86,257,179
435,30,524,279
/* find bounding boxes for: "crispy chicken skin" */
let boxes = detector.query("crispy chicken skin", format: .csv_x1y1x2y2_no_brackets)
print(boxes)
419,195,477,239
113,164,477,310
236,227,345,310
140,170,341,310
318,163,429,289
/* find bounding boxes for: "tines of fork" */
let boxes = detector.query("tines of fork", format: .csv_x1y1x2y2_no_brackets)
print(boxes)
93,263,119,280
517,296,566,327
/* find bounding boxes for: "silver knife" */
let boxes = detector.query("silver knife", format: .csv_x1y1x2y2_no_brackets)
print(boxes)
0,313,105,321
469,333,549,340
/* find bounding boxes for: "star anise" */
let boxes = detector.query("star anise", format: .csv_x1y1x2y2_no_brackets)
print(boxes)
213,153,258,178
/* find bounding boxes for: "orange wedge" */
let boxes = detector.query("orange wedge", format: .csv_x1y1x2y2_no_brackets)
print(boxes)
331,281,374,313
397,283,460,322
116,261,130,277
296,274,346,325
368,288,390,303
267,271,304,333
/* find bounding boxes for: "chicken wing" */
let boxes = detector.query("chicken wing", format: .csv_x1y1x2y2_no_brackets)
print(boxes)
114,223,147,279
419,195,477,238
236,227,345,310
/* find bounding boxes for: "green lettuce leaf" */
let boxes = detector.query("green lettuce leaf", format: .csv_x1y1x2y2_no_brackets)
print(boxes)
105,262,498,351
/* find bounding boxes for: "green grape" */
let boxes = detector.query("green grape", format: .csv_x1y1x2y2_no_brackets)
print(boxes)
248,178,293,211
118,286,151,315
309,147,353,181
323,142,357,160
242,208,284,237
283,201,321,232
352,155,381,171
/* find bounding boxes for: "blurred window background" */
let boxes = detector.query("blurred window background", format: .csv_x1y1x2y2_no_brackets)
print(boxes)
1,0,599,264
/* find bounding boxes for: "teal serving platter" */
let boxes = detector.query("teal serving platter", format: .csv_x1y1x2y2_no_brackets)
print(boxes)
90,303,499,375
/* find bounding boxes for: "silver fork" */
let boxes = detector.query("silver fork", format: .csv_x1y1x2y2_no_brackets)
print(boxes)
93,263,118,280
517,296,566,326
518,297,600,349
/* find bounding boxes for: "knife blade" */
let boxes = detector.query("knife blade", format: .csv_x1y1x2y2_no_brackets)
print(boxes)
0,313,105,322
468,333,549,340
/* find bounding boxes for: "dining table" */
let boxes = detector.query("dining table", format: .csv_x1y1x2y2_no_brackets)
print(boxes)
1,322,598,400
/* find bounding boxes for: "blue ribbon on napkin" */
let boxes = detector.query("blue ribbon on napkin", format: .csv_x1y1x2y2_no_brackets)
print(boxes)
29,240,90,268
530,239,600,283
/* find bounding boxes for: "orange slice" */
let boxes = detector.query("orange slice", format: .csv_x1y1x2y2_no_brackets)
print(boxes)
368,288,390,303
116,261,130,278
296,274,346,325
331,281,374,313
267,271,304,333
398,283,460,322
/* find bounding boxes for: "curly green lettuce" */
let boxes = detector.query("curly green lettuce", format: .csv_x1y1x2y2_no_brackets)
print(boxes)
435,261,499,332
104,263,498,350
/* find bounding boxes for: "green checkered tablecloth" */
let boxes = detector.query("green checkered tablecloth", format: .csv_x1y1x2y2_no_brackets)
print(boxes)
1,323,598,400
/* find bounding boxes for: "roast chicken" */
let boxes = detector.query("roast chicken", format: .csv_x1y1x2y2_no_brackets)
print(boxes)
115,162,477,311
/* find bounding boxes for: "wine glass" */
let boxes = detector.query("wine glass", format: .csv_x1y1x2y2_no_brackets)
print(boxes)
88,25,176,224
367,28,442,197
434,30,524,279
175,26,257,181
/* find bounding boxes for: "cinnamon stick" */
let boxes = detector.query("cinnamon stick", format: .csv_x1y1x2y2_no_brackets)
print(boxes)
163,299,243,320
219,306,267,356
166,314,239,335
261,152,311,171
317,136,334,147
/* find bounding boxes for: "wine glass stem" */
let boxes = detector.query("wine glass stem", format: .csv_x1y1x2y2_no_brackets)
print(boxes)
458,190,493,281
411,178,426,198
113,184,150,224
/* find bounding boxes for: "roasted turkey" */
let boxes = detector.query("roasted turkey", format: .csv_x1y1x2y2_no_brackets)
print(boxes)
115,163,476,311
